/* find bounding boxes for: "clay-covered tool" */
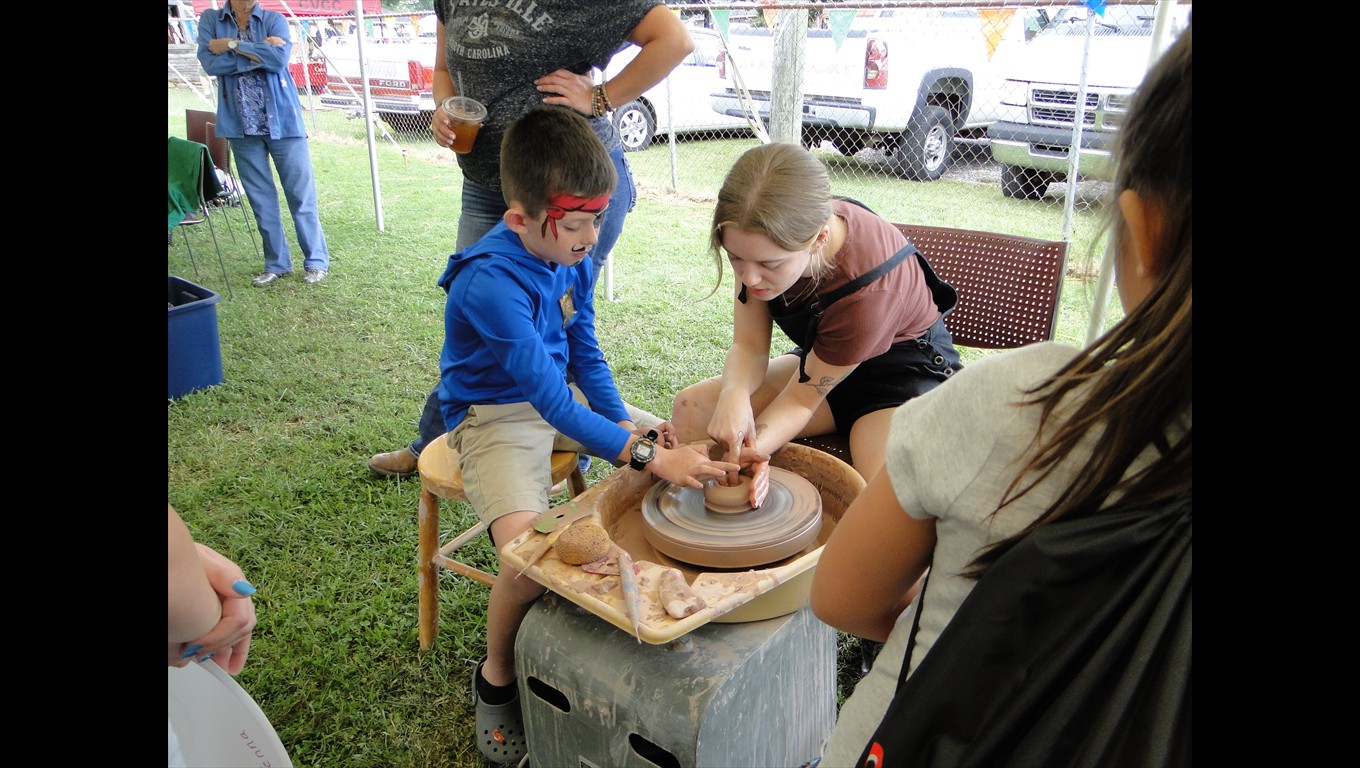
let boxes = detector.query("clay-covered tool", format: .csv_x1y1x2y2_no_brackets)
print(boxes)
658,567,707,619
616,546,643,642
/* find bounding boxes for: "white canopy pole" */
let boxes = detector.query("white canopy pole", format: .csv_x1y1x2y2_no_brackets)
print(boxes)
353,1,385,231
1085,0,1176,345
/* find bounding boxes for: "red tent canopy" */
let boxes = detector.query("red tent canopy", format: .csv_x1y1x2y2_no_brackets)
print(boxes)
191,1,359,18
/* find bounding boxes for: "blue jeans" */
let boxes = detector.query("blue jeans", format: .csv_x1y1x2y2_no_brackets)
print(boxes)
408,147,637,456
229,135,330,274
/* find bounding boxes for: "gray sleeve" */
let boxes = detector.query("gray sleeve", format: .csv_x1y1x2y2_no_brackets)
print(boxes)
885,343,1079,521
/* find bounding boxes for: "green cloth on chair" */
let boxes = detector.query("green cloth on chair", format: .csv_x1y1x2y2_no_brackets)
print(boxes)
168,137,223,229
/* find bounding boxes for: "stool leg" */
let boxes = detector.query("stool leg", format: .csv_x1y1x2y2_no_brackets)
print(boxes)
568,466,587,498
418,486,440,651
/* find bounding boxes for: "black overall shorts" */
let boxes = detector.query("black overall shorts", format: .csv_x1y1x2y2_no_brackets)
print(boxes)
754,245,965,433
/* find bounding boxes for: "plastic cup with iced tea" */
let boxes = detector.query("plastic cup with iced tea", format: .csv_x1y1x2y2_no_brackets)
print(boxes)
440,96,487,154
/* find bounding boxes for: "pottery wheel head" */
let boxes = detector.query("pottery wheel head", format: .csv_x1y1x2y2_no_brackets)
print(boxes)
640,467,823,569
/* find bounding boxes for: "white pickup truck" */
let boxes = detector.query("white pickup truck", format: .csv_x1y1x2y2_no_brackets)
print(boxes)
711,8,1026,180
986,3,1191,199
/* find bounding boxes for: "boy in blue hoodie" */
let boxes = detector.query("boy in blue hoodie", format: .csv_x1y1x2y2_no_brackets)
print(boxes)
437,106,741,764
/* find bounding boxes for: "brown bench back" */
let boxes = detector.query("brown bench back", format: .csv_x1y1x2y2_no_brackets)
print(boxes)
791,224,1068,469
896,223,1068,350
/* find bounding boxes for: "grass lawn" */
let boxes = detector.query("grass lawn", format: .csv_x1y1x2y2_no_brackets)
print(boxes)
167,86,1122,767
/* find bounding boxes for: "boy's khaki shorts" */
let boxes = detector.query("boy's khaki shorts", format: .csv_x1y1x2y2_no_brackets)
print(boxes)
447,386,592,528
448,386,667,528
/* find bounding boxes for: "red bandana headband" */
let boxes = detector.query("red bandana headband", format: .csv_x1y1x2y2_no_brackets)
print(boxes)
542,193,610,239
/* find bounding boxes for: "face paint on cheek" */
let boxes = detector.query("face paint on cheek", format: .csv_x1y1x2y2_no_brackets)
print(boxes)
541,193,610,240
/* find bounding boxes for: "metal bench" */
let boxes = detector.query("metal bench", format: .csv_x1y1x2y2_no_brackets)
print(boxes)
791,223,1069,468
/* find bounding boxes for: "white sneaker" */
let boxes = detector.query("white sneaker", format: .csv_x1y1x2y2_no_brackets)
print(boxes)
304,269,328,284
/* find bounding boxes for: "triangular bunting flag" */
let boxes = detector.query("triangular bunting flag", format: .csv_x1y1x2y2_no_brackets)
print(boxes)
829,9,857,51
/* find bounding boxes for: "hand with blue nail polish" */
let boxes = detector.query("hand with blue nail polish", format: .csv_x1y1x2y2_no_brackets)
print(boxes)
168,505,258,675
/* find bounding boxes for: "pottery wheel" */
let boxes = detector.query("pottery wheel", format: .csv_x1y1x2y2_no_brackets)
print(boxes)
640,467,823,569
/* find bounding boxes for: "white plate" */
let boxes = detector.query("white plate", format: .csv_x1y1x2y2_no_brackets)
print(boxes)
167,660,292,767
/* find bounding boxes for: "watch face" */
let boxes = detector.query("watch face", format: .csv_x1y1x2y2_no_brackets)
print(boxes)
630,437,657,468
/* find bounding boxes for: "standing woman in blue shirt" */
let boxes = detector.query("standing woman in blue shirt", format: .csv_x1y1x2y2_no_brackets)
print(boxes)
197,0,331,286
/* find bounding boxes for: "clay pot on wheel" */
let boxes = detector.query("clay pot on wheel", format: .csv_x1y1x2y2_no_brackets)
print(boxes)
704,475,752,514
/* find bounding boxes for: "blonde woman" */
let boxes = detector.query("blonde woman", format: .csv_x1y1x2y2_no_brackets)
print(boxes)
673,143,963,484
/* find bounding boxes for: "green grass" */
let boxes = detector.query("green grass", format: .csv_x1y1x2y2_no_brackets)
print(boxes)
167,86,1122,767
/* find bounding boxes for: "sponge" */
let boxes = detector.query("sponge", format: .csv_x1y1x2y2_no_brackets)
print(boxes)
555,521,611,565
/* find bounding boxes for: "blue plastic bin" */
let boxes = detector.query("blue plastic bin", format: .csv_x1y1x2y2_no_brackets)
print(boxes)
168,276,224,399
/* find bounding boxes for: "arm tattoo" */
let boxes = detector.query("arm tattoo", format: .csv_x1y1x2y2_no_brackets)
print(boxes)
809,375,841,397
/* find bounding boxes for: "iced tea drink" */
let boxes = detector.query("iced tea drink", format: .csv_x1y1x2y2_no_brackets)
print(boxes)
440,96,487,154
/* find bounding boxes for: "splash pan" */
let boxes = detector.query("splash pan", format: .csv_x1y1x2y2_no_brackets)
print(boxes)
501,442,864,644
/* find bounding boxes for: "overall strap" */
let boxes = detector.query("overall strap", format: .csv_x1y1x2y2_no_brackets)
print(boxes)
833,195,877,214
793,244,916,383
819,245,915,308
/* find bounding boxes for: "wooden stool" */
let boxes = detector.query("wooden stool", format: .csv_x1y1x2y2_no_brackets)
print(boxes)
417,432,588,651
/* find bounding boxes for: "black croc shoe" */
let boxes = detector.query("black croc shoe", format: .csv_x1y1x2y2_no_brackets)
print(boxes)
473,661,526,765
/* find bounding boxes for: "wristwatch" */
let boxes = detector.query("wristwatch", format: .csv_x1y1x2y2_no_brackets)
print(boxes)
629,430,659,471
228,39,238,51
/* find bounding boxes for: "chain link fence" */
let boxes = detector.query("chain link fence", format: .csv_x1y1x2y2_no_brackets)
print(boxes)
168,1,1189,287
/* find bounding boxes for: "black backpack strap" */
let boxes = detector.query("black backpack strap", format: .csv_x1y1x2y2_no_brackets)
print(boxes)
895,568,930,687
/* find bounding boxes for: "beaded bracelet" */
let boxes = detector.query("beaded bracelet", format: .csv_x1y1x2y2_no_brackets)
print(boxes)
591,83,615,117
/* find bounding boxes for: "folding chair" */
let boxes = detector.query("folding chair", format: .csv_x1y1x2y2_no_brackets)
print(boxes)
168,136,233,298
203,120,261,262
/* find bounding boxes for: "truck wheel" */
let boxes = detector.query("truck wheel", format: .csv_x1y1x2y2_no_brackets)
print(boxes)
1000,165,1053,200
891,105,953,181
612,100,655,152
379,111,432,135
802,125,831,150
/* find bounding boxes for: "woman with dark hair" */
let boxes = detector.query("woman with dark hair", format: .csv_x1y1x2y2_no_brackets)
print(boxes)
810,21,1192,765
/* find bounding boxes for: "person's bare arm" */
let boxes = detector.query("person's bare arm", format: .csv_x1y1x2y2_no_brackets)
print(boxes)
432,20,454,103
430,21,459,146
749,347,856,457
168,506,220,652
536,6,694,115
810,467,935,641
606,5,696,105
168,505,258,673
